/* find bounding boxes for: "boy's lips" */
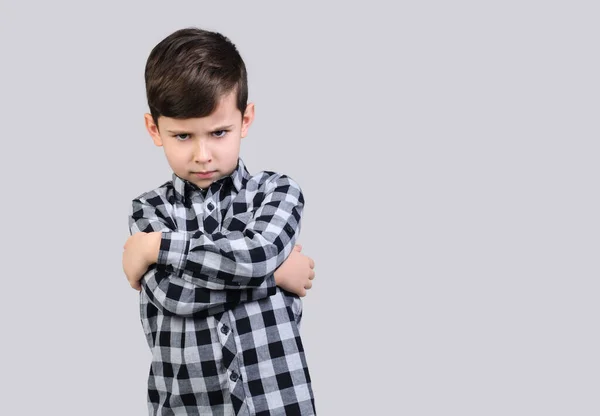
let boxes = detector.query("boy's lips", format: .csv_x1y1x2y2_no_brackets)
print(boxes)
193,171,216,178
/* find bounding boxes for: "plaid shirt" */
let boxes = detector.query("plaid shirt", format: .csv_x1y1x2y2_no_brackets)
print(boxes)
128,157,316,415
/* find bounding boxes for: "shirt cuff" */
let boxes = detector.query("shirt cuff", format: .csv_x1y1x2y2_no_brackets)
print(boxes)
157,231,190,277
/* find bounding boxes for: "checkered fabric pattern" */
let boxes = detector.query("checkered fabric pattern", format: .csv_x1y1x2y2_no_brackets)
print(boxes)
128,157,316,415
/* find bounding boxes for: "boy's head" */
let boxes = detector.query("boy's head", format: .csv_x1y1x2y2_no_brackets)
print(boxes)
143,27,254,190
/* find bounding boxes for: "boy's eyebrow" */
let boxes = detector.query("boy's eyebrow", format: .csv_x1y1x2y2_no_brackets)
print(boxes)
166,125,234,134
210,124,234,131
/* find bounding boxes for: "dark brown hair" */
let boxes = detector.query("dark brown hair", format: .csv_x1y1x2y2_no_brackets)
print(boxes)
144,27,248,127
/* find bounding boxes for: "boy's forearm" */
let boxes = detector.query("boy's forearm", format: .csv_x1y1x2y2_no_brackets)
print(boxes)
144,231,162,266
130,173,304,291
130,201,281,293
156,176,303,288
145,230,285,287
146,230,290,294
129,201,279,318
140,266,277,318
132,225,279,317
148,229,292,290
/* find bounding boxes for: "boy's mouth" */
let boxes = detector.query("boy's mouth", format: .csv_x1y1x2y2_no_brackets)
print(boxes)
193,171,216,178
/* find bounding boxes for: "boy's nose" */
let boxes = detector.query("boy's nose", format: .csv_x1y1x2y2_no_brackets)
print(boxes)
193,142,211,163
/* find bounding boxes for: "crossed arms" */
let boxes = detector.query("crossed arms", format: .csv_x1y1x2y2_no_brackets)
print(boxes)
122,174,315,318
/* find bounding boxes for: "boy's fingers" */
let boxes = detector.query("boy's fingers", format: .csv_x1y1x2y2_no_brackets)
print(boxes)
309,258,315,268
309,270,315,280
294,244,302,252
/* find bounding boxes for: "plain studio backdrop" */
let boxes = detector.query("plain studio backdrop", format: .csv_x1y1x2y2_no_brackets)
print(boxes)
0,1,598,415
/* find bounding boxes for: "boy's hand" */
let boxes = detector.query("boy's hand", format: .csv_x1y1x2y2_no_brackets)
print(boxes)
274,244,316,297
122,232,162,291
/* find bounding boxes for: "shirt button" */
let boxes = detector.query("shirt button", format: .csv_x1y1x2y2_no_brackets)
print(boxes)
207,203,214,210
220,325,229,335
230,372,238,382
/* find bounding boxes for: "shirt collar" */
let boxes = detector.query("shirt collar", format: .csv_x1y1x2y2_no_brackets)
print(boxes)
172,157,249,203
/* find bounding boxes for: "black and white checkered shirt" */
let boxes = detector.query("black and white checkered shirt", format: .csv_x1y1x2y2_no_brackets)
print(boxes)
128,157,316,415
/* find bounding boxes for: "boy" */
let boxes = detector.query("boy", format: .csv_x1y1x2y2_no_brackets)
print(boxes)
122,27,317,415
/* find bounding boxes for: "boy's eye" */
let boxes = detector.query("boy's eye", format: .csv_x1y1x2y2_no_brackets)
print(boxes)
175,134,190,141
213,130,228,138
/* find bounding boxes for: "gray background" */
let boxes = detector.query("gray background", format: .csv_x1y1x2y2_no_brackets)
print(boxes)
1,1,598,415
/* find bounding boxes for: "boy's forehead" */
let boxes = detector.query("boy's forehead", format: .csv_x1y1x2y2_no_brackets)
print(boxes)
161,98,240,131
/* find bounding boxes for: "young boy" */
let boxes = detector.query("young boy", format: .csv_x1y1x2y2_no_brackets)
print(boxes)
122,28,317,415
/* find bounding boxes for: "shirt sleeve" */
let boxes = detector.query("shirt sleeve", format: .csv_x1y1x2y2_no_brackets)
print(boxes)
128,197,279,318
156,174,305,290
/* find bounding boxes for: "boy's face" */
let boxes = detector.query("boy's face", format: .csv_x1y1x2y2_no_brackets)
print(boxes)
144,90,255,190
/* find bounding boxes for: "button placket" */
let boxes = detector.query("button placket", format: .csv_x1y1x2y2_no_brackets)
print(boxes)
218,323,231,341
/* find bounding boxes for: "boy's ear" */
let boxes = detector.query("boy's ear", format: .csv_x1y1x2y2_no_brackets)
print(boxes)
241,103,255,139
144,113,163,146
